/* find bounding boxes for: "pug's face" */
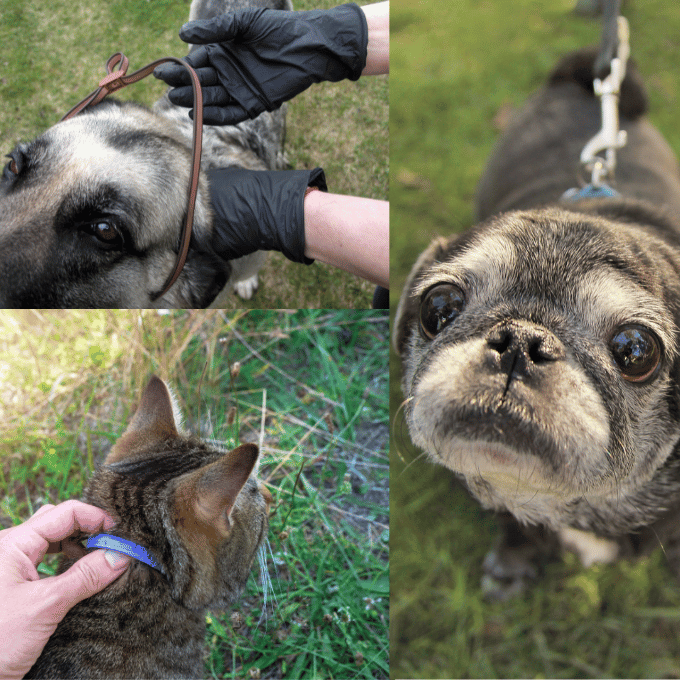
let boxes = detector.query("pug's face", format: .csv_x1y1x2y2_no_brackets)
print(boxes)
396,208,680,530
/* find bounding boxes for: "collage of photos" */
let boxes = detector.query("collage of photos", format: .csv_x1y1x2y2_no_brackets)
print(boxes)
1,0,680,678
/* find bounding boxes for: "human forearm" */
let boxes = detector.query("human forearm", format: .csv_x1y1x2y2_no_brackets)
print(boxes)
304,190,389,288
360,2,389,75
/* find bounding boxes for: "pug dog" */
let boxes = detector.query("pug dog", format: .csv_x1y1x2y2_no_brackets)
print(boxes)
395,48,680,596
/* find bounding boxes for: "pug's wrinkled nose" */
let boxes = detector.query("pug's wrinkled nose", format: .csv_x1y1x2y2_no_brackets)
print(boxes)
486,320,565,379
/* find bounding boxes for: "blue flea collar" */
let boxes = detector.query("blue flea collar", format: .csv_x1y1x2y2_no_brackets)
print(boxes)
561,183,621,201
86,533,165,576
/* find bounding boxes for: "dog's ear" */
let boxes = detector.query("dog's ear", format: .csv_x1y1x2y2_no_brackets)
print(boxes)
394,236,453,356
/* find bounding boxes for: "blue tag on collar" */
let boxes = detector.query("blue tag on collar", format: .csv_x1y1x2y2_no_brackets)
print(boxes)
561,184,621,201
86,533,163,574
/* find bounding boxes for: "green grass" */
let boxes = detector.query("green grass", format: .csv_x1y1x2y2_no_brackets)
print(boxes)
391,1,680,678
0,0,387,309
0,310,388,679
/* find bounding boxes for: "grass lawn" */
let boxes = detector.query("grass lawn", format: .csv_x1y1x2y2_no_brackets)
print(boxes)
0,310,389,679
0,0,387,309
391,0,680,678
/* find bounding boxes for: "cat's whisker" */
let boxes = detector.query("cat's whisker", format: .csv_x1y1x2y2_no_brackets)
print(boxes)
265,537,280,582
256,542,277,626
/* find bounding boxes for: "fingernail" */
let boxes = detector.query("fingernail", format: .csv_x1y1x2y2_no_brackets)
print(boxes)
103,518,118,532
104,550,133,569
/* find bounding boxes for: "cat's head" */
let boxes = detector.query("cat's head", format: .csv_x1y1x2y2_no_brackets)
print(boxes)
85,375,272,610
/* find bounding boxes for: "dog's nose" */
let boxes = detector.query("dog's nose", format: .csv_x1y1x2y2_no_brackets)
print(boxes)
486,321,565,378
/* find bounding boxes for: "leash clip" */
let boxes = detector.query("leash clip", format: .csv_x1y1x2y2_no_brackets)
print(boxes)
580,16,630,186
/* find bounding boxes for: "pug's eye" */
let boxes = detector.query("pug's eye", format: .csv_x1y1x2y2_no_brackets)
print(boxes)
419,283,465,340
610,325,661,383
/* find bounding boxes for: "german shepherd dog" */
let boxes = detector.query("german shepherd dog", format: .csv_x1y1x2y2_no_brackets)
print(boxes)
0,0,289,308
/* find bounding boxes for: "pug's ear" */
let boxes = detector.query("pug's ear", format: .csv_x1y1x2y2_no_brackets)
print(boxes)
394,236,453,355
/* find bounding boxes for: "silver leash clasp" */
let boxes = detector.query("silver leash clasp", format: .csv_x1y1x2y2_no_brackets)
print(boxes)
580,16,630,187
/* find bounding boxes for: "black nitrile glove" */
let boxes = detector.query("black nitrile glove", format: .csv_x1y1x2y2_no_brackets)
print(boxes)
154,4,368,126
208,166,327,263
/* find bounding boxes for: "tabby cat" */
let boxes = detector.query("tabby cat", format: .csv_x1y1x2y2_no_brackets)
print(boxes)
26,375,272,679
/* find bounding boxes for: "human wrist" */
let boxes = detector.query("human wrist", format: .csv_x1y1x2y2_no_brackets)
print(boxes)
360,2,389,76
302,188,324,263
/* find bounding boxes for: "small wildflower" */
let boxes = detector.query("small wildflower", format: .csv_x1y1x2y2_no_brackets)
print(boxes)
363,596,383,611
323,613,333,624
337,607,351,624
248,667,261,679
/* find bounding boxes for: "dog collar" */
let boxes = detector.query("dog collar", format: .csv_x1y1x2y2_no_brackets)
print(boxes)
561,183,621,201
86,533,165,576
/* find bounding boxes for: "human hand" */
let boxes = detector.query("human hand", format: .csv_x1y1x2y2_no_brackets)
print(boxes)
154,4,368,125
0,501,132,679
207,165,326,263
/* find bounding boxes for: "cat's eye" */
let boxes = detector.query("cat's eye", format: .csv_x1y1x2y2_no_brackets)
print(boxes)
610,324,661,383
419,283,465,340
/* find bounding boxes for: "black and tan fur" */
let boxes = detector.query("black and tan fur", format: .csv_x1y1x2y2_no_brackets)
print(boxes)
26,376,271,678
0,0,290,308
396,49,680,592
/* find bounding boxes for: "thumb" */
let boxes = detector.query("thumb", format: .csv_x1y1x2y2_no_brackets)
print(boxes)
45,550,132,620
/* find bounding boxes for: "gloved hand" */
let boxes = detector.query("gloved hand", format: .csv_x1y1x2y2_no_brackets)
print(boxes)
207,166,327,263
154,4,368,125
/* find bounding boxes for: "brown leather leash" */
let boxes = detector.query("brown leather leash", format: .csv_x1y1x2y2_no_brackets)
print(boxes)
61,53,204,301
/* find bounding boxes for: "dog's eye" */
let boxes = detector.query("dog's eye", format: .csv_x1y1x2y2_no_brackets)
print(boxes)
419,283,465,340
610,325,661,383
86,220,123,248
3,150,24,182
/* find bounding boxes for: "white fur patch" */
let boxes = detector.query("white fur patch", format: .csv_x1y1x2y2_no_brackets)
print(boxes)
576,268,675,353
558,526,620,567
414,231,517,304
233,274,259,300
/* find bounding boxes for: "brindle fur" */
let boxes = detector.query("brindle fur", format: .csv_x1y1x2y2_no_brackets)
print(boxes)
396,49,680,593
0,0,291,308
26,376,270,678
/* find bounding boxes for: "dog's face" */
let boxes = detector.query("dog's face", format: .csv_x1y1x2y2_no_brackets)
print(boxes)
396,207,680,531
0,100,226,308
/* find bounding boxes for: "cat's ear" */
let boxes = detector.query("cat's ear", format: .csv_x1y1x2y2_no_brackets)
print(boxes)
175,444,259,537
105,375,180,465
